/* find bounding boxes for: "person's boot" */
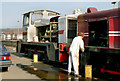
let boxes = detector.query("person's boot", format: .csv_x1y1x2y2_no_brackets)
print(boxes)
74,74,82,77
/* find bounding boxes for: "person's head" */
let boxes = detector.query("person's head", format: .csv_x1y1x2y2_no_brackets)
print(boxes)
78,32,84,38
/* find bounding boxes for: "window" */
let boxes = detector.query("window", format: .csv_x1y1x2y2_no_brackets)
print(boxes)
31,13,43,25
23,14,29,26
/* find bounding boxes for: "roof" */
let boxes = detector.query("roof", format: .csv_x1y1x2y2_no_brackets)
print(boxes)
23,10,60,15
59,13,83,20
78,8,120,20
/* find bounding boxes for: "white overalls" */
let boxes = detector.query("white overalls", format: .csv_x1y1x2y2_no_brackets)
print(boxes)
68,36,84,75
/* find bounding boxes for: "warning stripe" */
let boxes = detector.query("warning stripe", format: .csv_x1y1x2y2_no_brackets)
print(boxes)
109,31,120,36
84,33,89,37
58,30,64,34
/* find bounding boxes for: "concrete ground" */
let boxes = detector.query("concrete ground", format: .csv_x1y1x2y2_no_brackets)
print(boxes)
2,54,40,79
2,46,109,81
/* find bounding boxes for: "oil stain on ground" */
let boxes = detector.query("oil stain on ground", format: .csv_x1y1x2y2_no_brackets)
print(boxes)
16,63,69,80
16,63,109,81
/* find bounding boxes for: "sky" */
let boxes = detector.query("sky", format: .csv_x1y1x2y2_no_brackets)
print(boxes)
0,0,120,29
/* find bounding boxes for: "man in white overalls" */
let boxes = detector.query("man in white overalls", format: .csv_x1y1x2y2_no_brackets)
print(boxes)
68,32,85,77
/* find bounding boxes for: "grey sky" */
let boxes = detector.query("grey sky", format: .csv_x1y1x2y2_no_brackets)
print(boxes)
1,1,120,29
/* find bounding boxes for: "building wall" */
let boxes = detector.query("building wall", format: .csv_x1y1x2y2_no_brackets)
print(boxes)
0,33,23,40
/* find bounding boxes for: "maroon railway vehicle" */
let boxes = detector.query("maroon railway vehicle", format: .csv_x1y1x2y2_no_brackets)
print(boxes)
78,7,120,76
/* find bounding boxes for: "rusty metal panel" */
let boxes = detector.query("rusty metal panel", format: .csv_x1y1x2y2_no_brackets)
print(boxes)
77,14,85,34
77,14,89,46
